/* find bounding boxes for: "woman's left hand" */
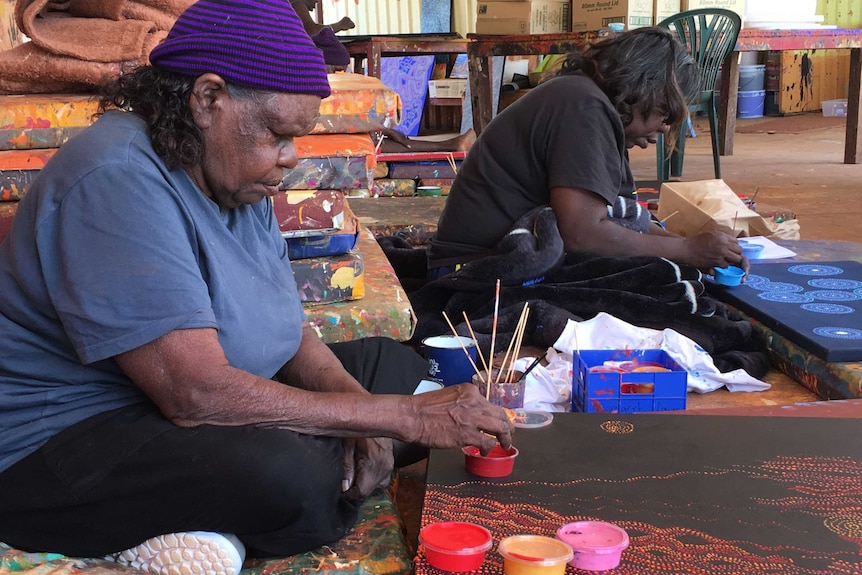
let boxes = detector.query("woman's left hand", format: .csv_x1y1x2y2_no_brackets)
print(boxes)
341,437,394,500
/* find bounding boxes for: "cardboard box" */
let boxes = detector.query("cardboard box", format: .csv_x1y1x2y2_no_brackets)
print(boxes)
476,0,570,35
654,0,681,25
681,0,745,23
571,0,653,31
428,79,468,99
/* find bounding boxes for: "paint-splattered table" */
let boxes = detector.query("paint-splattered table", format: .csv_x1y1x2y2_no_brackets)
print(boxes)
349,196,446,246
418,411,862,575
341,34,468,78
465,28,862,164
303,227,415,343
719,28,862,163
465,31,609,134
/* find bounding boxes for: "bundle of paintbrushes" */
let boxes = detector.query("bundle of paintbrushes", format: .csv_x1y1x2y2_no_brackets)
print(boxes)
441,279,532,408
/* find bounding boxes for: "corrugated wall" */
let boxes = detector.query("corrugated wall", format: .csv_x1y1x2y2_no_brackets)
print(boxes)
324,0,477,36
324,0,423,35
452,0,478,37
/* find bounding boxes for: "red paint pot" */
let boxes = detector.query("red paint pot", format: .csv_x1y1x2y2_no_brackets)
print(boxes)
419,521,493,572
556,521,629,571
463,444,519,478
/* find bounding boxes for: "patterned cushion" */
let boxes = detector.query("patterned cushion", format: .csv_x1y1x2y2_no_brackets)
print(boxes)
0,489,411,575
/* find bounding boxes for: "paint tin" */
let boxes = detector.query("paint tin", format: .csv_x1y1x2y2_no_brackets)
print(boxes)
422,335,478,387
417,186,442,197
414,379,445,394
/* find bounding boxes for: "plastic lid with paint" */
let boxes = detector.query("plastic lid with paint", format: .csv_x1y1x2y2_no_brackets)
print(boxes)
509,409,554,428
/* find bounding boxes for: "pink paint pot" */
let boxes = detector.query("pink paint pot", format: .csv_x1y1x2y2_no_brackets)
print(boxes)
463,444,519,478
419,521,493,572
497,535,574,575
556,521,630,571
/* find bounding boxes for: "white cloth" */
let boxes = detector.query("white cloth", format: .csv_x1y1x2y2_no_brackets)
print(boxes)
552,313,770,394
516,350,573,412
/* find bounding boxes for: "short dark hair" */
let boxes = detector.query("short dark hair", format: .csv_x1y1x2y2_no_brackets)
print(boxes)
98,66,269,170
559,27,699,131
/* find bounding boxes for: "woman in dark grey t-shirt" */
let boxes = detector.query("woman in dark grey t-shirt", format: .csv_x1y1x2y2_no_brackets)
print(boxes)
429,27,745,275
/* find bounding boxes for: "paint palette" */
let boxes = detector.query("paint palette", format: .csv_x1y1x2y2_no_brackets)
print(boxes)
509,410,554,429
708,261,862,362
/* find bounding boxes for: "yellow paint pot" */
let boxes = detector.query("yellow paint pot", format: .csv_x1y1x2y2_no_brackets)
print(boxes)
497,535,573,575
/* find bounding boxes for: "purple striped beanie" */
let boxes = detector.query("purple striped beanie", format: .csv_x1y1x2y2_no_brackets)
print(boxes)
149,0,331,98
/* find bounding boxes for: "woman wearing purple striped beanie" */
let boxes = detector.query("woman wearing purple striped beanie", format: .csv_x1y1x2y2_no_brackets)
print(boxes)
0,1,513,574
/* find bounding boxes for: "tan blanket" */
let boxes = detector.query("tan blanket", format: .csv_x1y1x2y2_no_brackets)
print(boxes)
0,0,193,94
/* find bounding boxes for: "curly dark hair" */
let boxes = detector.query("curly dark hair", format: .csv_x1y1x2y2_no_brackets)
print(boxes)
559,27,699,132
98,66,266,170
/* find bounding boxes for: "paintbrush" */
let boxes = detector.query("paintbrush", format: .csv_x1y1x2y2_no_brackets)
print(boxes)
749,185,761,211
731,210,739,235
486,279,501,400
447,152,458,175
660,210,679,224
516,350,547,382
463,311,491,377
441,311,485,384
373,132,385,155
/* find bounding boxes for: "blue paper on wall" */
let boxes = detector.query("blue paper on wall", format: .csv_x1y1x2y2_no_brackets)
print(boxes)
380,56,435,137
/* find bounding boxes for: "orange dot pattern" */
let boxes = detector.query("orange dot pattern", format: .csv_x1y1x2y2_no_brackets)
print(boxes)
415,454,862,574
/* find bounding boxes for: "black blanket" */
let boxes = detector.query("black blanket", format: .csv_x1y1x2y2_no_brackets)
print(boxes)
380,207,769,378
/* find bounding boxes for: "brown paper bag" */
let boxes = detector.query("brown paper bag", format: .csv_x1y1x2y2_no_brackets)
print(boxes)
657,179,800,240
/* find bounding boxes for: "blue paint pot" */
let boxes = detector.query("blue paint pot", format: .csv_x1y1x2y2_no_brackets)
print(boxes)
738,240,765,260
422,335,478,387
713,265,745,286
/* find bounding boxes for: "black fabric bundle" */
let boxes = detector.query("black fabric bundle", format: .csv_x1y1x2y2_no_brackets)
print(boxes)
380,206,769,379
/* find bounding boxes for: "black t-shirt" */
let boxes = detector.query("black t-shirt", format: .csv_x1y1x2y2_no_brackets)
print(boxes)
428,73,636,268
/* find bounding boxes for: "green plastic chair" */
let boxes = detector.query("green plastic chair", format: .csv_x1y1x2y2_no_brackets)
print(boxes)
655,8,742,182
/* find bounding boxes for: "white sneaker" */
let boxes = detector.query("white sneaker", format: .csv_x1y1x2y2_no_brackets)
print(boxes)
112,531,246,575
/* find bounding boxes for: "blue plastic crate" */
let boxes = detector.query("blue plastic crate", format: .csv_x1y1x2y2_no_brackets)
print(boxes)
573,349,688,413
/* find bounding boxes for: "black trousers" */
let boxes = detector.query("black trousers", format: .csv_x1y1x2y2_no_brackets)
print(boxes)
0,337,429,558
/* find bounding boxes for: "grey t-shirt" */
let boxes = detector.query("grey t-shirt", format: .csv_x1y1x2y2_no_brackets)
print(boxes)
428,73,636,268
0,111,305,473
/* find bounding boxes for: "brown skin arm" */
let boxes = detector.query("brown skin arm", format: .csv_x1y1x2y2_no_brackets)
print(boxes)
550,186,746,273
114,325,512,497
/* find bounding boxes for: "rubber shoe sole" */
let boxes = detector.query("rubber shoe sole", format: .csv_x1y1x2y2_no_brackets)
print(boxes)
114,531,245,575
